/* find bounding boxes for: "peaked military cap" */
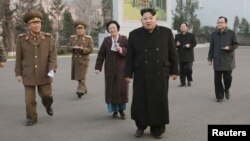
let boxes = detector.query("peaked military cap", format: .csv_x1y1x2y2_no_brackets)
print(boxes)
23,10,42,24
74,20,87,29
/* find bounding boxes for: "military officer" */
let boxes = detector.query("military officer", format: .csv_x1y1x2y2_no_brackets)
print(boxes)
15,10,57,126
0,23,6,68
68,20,93,98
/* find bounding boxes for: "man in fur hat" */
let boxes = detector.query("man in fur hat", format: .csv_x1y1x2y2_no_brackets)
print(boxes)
15,10,57,126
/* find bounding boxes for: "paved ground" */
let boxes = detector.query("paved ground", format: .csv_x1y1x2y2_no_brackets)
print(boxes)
0,46,250,141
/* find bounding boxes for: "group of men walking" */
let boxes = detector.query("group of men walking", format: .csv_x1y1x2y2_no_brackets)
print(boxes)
0,8,238,139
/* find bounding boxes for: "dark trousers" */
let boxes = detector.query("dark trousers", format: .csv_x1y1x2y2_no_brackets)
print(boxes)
214,70,232,99
179,62,193,85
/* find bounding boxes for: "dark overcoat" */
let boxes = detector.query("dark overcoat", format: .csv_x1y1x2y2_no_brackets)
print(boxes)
68,35,93,80
124,26,179,126
208,29,239,71
95,35,128,104
15,32,57,86
175,32,197,62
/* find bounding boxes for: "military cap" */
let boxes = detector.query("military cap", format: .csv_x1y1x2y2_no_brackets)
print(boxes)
74,20,87,29
23,10,42,24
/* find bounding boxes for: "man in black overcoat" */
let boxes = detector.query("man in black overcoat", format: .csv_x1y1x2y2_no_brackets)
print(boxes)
124,8,179,139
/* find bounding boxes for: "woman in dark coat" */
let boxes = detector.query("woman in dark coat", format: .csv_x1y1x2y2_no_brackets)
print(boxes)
95,20,128,119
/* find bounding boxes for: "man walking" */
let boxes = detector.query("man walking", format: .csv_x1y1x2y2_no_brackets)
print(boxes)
124,8,179,139
175,22,197,87
208,16,239,102
15,10,57,126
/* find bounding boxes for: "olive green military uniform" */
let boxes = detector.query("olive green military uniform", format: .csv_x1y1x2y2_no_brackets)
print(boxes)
68,34,93,95
15,10,57,125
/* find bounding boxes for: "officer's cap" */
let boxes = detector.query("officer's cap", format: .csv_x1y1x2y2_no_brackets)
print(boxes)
74,20,87,29
23,10,42,24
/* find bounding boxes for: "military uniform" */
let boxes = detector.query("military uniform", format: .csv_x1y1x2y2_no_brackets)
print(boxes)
15,10,57,126
68,21,93,98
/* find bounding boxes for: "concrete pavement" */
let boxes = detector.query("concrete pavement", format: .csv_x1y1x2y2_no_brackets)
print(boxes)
0,46,249,141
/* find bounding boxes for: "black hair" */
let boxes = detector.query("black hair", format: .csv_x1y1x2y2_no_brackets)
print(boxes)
181,22,189,27
140,8,156,16
218,16,228,23
106,20,120,32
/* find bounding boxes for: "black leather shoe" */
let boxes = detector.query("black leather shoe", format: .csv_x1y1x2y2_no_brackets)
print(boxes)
153,134,163,139
216,99,223,102
76,92,84,98
26,119,37,126
187,82,191,87
179,84,186,87
46,105,53,116
225,90,230,99
135,128,144,137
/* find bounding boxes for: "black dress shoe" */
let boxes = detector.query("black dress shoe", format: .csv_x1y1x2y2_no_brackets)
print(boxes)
216,99,223,102
135,128,144,137
187,82,191,87
153,133,163,139
179,84,186,87
46,105,53,116
225,90,230,99
26,119,37,126
76,92,84,98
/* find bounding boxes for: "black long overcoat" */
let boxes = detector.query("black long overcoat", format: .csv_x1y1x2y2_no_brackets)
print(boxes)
124,26,179,126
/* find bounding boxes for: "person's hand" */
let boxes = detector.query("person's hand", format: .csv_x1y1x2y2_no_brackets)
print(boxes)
125,77,132,83
176,41,180,47
222,46,230,50
170,75,178,80
0,62,5,68
16,76,22,82
208,61,212,66
116,46,122,53
95,70,101,74
185,44,190,48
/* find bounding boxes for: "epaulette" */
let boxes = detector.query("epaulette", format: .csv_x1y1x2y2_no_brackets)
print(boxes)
70,35,77,38
18,33,28,40
44,32,52,36
85,35,92,38
18,33,27,37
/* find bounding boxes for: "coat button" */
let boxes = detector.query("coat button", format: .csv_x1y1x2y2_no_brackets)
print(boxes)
156,48,159,51
35,65,38,68
79,55,81,58
145,60,148,64
35,56,37,58
145,49,148,52
157,72,160,75
156,59,160,63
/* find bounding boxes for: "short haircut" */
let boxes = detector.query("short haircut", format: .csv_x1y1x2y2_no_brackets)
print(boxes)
218,16,228,23
181,22,189,27
106,20,120,32
140,8,156,16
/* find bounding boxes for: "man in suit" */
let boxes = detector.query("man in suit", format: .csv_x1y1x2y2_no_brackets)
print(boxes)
15,10,57,126
175,22,197,87
124,8,179,139
68,20,93,98
208,16,239,102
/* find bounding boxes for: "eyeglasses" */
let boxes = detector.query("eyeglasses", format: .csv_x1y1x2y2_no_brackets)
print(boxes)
217,22,225,24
